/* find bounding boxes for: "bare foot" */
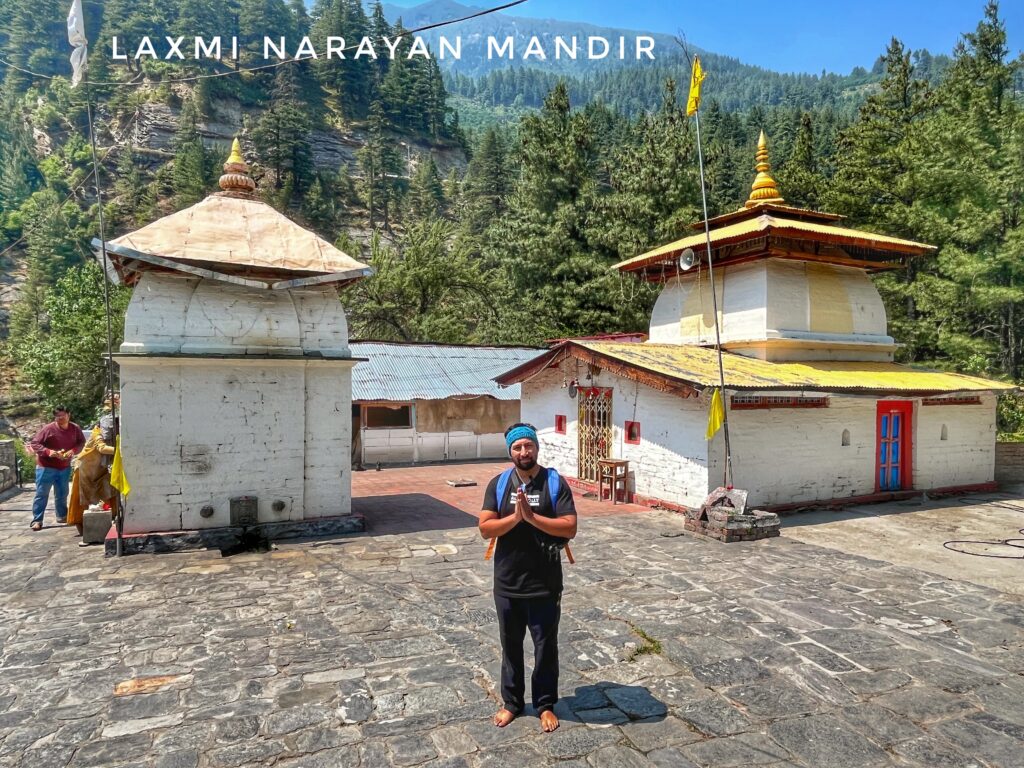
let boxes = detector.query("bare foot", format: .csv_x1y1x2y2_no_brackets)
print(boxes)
540,710,559,732
492,708,516,727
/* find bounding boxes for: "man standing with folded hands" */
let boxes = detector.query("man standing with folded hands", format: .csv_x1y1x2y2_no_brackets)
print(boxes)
479,422,577,733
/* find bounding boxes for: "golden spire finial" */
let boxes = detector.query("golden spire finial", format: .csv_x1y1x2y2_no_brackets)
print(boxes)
744,130,784,208
226,137,245,166
218,137,256,198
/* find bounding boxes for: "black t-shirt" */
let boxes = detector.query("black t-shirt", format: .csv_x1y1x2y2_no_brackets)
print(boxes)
482,466,577,599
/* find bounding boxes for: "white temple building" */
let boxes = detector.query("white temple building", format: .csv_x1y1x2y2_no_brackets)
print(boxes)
497,134,1014,511
98,140,371,539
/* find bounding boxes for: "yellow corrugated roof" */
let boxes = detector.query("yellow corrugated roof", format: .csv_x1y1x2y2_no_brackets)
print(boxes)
577,341,1014,394
613,213,936,272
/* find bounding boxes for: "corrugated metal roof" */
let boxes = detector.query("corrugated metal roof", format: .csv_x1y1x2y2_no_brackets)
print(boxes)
613,213,936,273
575,342,1014,394
350,342,545,401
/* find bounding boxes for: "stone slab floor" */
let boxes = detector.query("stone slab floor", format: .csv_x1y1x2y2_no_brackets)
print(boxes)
1,478,1023,768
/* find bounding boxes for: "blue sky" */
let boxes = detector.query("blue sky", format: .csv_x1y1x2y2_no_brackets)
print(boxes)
387,0,1023,74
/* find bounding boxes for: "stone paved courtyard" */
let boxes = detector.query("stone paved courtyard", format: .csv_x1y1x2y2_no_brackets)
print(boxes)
2,470,1024,768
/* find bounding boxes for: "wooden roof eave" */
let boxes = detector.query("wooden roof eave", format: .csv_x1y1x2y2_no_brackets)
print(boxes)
616,230,934,277
495,342,701,400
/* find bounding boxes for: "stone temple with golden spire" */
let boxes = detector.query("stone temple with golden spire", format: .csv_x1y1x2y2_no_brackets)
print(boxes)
496,134,1012,515
94,139,372,549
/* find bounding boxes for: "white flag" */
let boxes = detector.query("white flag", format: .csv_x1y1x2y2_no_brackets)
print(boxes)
67,0,88,88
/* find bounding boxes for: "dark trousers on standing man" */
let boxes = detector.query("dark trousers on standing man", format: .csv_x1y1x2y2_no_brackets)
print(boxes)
494,594,561,714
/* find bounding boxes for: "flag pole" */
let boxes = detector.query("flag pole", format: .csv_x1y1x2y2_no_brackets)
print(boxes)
689,57,734,488
69,0,123,554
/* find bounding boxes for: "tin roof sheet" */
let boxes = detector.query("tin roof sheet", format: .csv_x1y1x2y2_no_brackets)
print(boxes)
350,342,545,401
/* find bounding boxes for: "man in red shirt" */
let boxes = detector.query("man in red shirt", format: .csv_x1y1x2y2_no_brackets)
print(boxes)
28,406,86,530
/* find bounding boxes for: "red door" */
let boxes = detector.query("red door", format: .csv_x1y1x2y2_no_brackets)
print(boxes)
876,401,913,492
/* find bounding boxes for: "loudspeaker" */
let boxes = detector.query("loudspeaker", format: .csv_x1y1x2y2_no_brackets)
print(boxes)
678,248,698,271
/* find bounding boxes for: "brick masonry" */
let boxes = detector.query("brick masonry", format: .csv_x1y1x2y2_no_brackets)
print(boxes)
995,441,1024,484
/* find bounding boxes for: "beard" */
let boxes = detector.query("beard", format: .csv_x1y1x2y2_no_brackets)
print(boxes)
513,455,537,471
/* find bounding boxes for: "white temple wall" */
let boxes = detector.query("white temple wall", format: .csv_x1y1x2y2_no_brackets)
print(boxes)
709,393,878,507
118,358,356,533
913,395,997,489
521,363,709,508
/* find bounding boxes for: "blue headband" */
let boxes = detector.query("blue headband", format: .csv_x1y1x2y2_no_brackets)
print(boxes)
506,426,538,454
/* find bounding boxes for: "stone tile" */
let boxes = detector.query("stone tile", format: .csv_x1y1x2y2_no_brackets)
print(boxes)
387,733,438,766
619,715,702,752
841,669,912,696
586,744,655,768
723,677,820,718
681,732,793,767
889,736,985,768
838,702,924,747
689,658,770,687
872,685,978,724
929,717,1024,767
768,714,891,768
676,696,751,737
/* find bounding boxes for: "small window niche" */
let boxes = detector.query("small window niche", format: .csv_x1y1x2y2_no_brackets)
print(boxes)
940,424,948,441
555,414,567,434
841,429,851,447
625,420,641,445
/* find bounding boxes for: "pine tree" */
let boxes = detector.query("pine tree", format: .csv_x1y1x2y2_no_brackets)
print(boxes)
460,127,510,237
172,99,212,208
405,155,444,220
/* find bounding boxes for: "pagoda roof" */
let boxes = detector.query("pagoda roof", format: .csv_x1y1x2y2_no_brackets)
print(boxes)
99,139,370,289
613,207,936,277
615,131,936,279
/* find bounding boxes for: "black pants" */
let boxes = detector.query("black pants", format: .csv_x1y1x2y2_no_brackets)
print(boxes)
494,594,561,714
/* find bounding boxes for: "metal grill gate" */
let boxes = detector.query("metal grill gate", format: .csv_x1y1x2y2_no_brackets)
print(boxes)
578,387,613,482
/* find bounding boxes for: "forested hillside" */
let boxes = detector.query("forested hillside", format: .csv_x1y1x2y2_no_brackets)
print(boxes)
0,0,1022,434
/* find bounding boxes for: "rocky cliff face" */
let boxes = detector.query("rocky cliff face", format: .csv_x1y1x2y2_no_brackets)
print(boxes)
127,96,467,177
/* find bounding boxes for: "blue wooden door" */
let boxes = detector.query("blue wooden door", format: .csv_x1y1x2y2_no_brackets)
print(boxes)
876,402,912,492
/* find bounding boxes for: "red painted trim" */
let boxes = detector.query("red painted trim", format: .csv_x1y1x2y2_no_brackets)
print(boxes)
730,396,829,410
555,415,567,434
624,421,641,444
875,400,913,493
922,396,982,406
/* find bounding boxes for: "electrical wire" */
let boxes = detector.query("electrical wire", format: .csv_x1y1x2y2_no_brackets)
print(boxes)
0,0,528,87
942,499,1024,559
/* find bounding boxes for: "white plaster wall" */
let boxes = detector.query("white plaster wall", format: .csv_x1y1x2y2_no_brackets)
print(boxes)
648,260,894,360
121,273,349,357
649,263,765,346
118,358,354,533
612,379,709,508
363,429,508,463
913,395,997,488
303,364,353,518
709,393,879,507
521,366,579,479
521,362,709,507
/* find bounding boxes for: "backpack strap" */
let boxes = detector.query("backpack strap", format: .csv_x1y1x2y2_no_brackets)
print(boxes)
546,467,560,509
486,468,516,561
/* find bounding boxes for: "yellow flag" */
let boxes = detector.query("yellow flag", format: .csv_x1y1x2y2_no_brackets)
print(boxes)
687,56,705,116
110,436,131,497
706,387,724,439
